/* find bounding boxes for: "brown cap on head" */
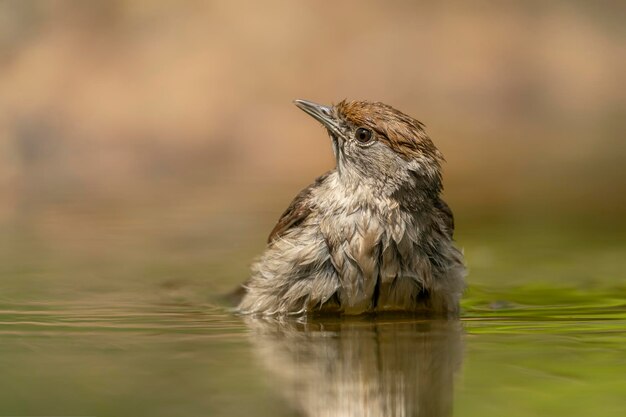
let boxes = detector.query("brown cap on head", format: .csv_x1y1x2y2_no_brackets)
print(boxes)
335,100,443,162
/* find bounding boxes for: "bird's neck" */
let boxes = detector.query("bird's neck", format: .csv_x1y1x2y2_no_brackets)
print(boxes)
332,163,442,207
320,169,439,215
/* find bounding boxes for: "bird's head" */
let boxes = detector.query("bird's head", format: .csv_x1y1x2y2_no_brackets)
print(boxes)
294,99,444,197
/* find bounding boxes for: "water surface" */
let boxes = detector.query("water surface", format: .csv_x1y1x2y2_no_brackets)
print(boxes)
1,218,624,416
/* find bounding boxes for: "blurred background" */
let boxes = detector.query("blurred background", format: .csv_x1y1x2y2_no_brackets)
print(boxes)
0,0,624,300
1,2,626,417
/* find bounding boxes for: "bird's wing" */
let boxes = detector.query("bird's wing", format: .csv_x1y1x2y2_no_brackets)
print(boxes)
267,171,332,244
434,197,455,238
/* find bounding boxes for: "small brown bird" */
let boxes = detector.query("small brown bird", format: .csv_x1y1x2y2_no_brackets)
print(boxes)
238,100,465,316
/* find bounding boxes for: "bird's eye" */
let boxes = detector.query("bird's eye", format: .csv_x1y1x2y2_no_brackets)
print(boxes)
355,127,373,143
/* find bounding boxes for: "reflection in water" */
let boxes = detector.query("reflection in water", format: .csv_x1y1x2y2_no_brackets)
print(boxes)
245,317,463,417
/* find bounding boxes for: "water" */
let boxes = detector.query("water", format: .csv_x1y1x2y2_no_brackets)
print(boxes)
0,215,625,417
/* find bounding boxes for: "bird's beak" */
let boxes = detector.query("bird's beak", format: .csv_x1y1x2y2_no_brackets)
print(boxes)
293,99,342,137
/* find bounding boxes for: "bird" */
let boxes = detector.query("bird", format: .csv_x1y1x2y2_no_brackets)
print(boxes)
237,99,465,316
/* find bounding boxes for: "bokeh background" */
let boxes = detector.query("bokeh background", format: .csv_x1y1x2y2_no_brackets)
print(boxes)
0,0,624,301
1,2,626,417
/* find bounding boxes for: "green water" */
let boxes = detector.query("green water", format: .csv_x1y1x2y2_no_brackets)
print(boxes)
1,217,625,417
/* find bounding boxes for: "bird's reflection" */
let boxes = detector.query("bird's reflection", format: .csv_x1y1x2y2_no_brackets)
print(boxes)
244,316,463,417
